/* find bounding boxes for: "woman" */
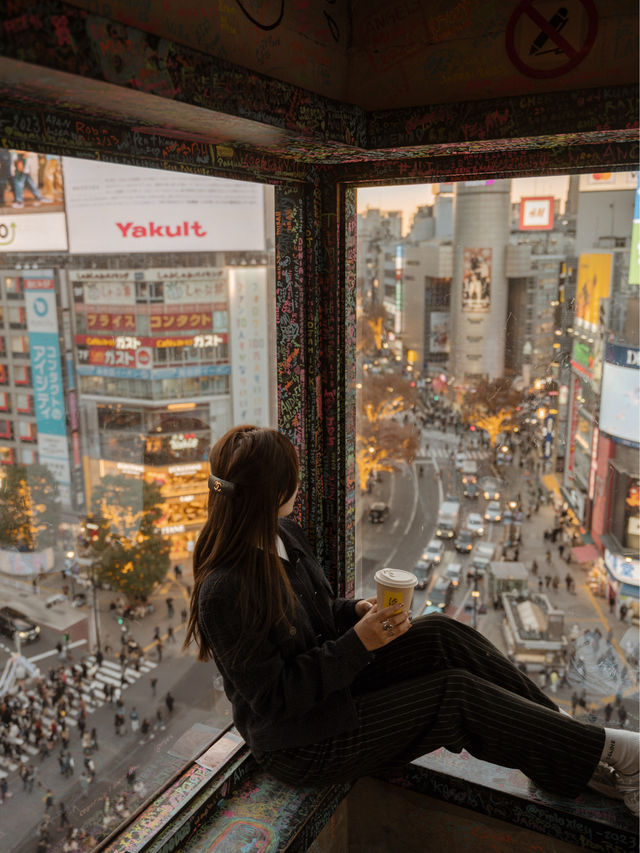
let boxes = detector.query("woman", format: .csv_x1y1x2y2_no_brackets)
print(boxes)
185,425,638,814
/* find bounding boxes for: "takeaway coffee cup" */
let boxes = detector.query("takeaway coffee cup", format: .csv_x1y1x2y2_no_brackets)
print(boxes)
374,567,418,613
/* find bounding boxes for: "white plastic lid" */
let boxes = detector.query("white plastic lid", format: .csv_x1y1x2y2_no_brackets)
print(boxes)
374,568,418,588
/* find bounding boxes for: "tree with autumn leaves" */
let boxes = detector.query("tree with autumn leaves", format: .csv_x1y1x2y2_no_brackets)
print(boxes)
356,374,420,491
458,377,523,445
86,476,170,600
0,464,60,551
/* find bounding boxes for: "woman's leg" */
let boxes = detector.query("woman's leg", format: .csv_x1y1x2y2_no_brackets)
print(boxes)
352,613,557,712
263,667,604,798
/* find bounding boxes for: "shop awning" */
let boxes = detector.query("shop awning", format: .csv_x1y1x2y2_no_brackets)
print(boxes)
620,583,640,600
571,544,600,563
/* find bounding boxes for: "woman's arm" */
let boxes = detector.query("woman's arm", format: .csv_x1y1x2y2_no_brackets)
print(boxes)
201,575,373,723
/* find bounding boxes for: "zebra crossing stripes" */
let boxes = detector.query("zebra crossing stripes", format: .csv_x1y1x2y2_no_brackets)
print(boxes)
421,448,491,461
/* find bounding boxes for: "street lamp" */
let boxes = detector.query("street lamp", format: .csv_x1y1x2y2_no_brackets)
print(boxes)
471,585,481,630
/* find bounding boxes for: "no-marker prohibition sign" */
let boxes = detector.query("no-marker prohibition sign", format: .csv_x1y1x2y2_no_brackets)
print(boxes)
506,0,598,79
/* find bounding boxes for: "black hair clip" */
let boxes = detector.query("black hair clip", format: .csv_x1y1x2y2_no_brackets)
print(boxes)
208,473,236,496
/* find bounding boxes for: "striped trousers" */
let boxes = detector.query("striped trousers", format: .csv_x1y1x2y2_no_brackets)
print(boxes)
259,614,604,798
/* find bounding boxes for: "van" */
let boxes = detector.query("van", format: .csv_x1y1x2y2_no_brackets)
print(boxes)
461,459,478,483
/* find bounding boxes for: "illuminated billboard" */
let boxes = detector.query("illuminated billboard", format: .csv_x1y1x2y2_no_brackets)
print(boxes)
461,248,491,313
599,349,639,446
575,252,612,332
63,157,265,253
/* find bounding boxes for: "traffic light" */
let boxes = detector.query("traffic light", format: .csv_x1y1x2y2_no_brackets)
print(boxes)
433,394,439,402
469,425,476,431
117,616,124,626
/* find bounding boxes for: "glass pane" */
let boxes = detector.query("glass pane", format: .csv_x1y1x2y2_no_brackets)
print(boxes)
0,149,276,849
356,174,638,721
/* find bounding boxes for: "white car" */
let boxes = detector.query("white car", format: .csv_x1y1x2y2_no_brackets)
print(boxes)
444,561,463,586
422,538,445,565
465,513,485,536
455,452,468,471
484,501,502,522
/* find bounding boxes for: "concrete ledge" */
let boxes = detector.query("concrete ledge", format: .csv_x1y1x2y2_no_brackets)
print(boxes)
102,737,638,853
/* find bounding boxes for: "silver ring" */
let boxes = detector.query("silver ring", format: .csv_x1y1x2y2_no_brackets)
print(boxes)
382,620,392,631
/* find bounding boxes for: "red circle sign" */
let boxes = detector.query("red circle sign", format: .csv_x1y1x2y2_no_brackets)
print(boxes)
506,0,598,79
136,349,151,368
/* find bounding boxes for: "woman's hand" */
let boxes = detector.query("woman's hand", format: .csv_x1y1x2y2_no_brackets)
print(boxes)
353,603,411,652
355,597,376,618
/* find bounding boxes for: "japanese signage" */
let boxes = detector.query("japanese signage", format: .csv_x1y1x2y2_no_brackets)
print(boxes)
461,248,491,313
63,158,265,253
23,273,71,500
228,267,270,426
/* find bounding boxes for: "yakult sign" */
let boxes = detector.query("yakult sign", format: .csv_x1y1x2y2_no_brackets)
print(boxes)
63,158,265,253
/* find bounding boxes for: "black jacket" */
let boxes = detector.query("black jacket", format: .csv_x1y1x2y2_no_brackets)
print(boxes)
197,517,373,752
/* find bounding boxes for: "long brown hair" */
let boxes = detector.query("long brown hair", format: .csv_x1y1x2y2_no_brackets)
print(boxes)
183,425,299,663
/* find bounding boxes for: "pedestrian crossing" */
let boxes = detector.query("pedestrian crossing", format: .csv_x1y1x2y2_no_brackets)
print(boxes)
418,448,491,462
0,654,158,775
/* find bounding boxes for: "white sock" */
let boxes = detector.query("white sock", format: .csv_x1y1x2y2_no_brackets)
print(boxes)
601,728,640,777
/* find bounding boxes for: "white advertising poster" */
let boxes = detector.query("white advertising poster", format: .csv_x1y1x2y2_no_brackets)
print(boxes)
461,248,491,313
228,267,270,427
429,311,449,353
599,362,640,445
0,212,68,252
63,158,265,253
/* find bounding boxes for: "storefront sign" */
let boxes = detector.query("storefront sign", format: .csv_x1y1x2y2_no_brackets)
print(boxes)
24,273,71,499
519,197,554,230
64,158,265,254
604,548,640,586
229,267,270,426
169,433,198,451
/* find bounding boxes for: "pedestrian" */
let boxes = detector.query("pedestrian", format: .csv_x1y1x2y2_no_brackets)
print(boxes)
609,593,616,615
90,727,99,751
96,648,104,667
181,607,188,623
166,597,174,618
85,756,95,782
606,627,613,645
545,550,551,565
578,689,587,710
565,573,572,592
79,771,89,797
130,706,139,732
619,603,628,623
59,801,70,828
185,425,640,818
153,626,160,641
174,564,182,579
531,560,538,576
552,575,559,591
549,671,559,694
618,704,628,728
20,762,29,791
141,718,150,738
0,775,7,805
545,575,552,589
150,676,158,697
156,639,163,662
43,788,54,811
126,766,136,789
27,765,35,793
165,691,174,714
114,711,123,736
604,703,614,724
167,625,175,643
538,579,543,593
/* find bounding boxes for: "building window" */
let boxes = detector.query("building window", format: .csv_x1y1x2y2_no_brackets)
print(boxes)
0,392,8,411
10,335,29,356
20,447,37,464
4,277,21,297
8,307,26,328
0,446,14,464
14,365,30,385
0,419,13,439
16,393,32,413
18,421,36,442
